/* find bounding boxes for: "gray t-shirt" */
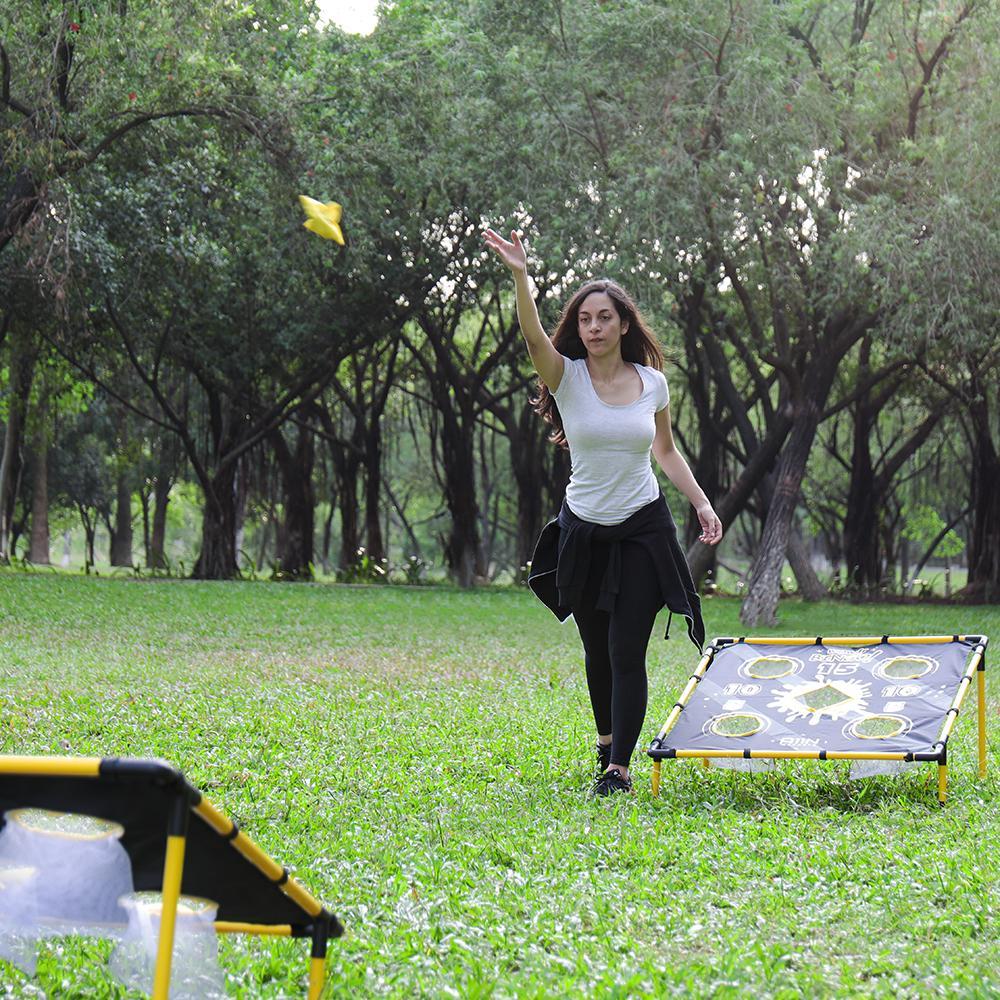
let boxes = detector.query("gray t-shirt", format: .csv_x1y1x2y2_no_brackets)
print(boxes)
552,357,670,525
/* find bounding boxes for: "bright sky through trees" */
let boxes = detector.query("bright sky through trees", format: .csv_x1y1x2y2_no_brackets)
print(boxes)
316,0,378,33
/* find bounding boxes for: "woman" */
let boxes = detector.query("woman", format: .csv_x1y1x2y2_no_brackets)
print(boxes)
484,227,723,797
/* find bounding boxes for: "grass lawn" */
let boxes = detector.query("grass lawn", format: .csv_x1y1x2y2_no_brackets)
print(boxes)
0,570,997,998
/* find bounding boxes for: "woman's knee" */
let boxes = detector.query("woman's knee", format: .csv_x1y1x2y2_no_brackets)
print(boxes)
608,635,649,675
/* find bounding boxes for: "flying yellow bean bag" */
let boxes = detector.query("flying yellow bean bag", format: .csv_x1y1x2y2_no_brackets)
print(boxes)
298,195,345,244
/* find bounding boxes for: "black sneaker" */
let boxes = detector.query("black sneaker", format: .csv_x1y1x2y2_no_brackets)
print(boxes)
596,741,612,778
589,767,633,798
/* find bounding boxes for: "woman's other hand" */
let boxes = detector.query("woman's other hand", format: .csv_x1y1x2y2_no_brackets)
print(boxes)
484,228,527,273
696,504,723,546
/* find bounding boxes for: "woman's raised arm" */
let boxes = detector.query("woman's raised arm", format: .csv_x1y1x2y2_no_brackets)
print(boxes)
484,228,564,391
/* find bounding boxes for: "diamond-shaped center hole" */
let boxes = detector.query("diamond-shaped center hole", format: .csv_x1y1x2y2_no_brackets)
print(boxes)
798,683,854,711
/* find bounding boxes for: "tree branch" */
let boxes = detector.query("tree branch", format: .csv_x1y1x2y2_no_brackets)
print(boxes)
55,105,266,177
0,43,35,117
907,3,977,140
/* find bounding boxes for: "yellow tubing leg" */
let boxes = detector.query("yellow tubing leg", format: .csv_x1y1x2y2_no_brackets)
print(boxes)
937,764,948,806
308,956,326,1000
978,670,987,780
151,834,187,1000
651,760,661,798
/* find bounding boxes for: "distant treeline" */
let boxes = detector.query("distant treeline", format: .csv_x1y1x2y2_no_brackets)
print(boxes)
1,1,997,625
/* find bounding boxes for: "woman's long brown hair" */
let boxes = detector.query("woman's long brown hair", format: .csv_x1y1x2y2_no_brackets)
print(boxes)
533,279,664,448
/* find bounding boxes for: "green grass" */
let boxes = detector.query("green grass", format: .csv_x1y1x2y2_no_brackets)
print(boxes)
0,571,998,998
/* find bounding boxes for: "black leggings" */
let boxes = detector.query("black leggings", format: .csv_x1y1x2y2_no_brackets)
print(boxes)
570,539,664,768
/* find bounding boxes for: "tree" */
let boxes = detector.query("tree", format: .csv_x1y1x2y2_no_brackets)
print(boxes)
1,1,308,253
497,0,993,622
54,112,359,579
48,396,117,570
853,2,1000,600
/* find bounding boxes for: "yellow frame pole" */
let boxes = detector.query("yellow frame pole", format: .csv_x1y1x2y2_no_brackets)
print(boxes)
307,919,330,1000
308,956,327,1000
652,646,717,744
937,764,948,805
649,644,718,796
0,756,102,776
193,797,324,918
932,643,987,804
151,789,192,1000
193,793,341,996
977,667,987,780
151,833,187,1000
736,635,971,646
674,749,909,760
214,921,294,936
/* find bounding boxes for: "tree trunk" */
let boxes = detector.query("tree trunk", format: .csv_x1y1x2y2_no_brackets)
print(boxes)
273,424,316,580
507,406,547,568
110,470,133,566
333,447,360,570
964,399,1000,601
320,499,336,573
842,405,880,592
256,516,272,572
544,445,571,513
85,522,96,568
192,464,239,580
438,398,483,587
78,506,97,571
907,506,969,591
146,432,180,569
363,423,385,563
0,170,41,256
0,329,34,562
140,487,152,566
740,405,823,627
678,293,720,552
839,337,938,592
150,474,171,569
687,412,794,586
512,446,543,568
280,487,315,578
787,515,827,601
445,467,481,587
28,394,50,564
233,455,250,570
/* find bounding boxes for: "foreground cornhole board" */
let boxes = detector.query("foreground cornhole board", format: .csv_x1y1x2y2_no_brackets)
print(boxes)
0,757,342,998
648,635,989,804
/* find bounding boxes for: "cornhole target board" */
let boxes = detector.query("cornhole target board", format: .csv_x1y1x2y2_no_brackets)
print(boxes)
0,756,341,998
648,635,989,804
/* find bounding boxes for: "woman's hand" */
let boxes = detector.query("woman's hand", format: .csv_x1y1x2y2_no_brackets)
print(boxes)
696,504,723,546
484,228,527,273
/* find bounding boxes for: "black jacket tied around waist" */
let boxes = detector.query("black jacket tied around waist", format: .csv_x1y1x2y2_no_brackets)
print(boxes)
527,493,705,651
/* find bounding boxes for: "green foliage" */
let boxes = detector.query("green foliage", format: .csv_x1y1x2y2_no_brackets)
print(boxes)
336,545,389,584
401,554,427,585
902,503,965,560
48,399,116,518
4,0,996,590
